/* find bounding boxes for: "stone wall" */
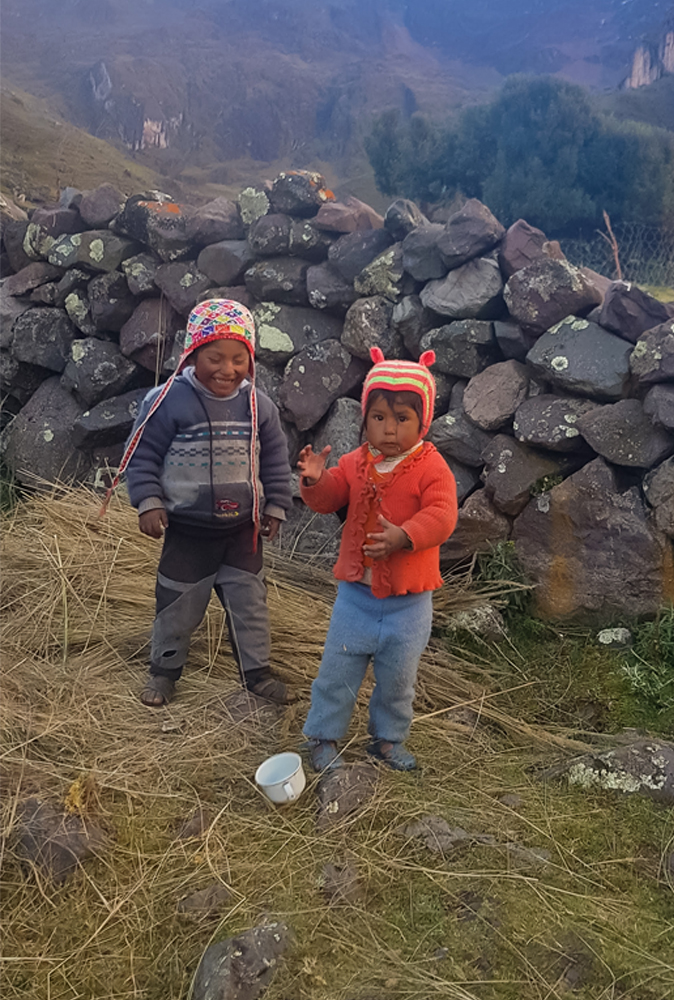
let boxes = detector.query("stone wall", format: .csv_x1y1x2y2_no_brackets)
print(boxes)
1,172,673,620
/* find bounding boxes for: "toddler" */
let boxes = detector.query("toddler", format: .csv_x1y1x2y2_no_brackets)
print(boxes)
297,348,458,770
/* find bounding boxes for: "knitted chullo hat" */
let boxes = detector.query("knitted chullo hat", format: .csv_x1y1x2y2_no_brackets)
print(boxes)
100,299,258,516
361,347,437,437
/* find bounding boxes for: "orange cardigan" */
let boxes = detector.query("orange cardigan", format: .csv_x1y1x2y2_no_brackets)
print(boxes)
300,442,458,598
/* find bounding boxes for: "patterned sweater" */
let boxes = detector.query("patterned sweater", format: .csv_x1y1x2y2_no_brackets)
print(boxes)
125,369,292,529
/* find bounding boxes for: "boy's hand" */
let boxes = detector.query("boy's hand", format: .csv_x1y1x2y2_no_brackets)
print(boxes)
260,514,281,541
139,508,168,539
297,444,331,486
363,515,411,560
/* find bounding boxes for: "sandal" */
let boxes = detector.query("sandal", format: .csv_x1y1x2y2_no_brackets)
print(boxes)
303,739,342,772
367,739,417,771
140,674,176,707
247,674,296,705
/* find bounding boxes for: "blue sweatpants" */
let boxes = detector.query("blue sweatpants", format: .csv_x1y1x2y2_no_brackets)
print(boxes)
303,581,433,743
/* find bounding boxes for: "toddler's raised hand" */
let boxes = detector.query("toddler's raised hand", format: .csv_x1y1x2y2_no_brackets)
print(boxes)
297,444,331,486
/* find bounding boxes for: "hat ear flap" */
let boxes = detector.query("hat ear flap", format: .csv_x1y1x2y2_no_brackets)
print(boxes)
369,347,385,364
418,350,436,368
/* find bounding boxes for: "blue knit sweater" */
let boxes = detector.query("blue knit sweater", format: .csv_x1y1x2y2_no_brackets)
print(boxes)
125,369,292,529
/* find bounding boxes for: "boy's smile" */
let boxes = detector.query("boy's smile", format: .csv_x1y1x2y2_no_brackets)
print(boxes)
365,396,421,456
193,340,251,397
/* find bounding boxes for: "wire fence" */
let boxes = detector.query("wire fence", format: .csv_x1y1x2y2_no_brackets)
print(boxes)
559,223,674,288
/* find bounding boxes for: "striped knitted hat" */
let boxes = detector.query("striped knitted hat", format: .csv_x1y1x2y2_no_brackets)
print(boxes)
362,347,437,437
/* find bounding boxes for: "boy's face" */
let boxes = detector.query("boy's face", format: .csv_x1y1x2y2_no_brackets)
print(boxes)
193,339,251,397
365,394,421,457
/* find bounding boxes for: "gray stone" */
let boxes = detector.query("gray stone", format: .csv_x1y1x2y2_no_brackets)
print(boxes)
79,183,125,227
244,257,309,306
278,497,342,561
29,282,58,306
58,187,82,210
420,320,500,378
254,361,284,406
197,241,254,287
192,921,292,1000
436,199,505,270
288,218,334,261
440,489,511,563
482,434,564,516
247,213,292,256
184,197,244,244
121,253,161,296
341,296,400,360
3,220,33,272
328,228,394,283
50,268,91,308
317,763,378,831
445,604,507,641
269,170,332,217
420,256,504,320
566,740,674,804
513,395,598,452
463,361,530,432
252,302,342,365
119,298,184,373
64,290,97,338
11,307,77,373
493,320,536,361
498,218,550,278
504,259,602,335
392,295,436,358
597,628,633,650
237,186,270,227
0,351,51,405
427,409,493,467
444,455,481,504
0,287,32,342
154,262,212,317
577,399,674,469
48,230,139,272
29,206,82,246
1,377,87,486
526,316,631,400
114,192,190,261
3,262,63,297
14,797,107,884
354,243,406,302
61,340,142,407
630,321,674,384
402,223,447,281
599,281,673,343
313,397,362,468
433,371,455,417
72,387,149,449
449,379,467,409
313,195,383,233
306,262,358,313
643,457,674,538
644,384,674,430
279,340,368,431
384,198,428,241
88,271,137,333
513,458,674,618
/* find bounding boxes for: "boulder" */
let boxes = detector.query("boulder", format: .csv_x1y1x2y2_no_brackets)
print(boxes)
513,458,674,618
279,340,368,431
463,361,530,432
11,307,77,373
119,298,184,372
443,455,481,504
354,243,406,302
427,409,493,467
419,320,500,378
0,288,32,343
440,488,511,563
78,183,125,227
237,186,270,227
72,387,149,449
450,379,467,409
392,295,436,358
643,457,674,538
513,396,598,452
436,199,505,270
565,740,674,805
306,262,357,313
384,198,428,241
402,223,447,281
0,352,51,405
0,193,28,229
526,316,631,400
197,241,254,287
420,256,504,320
29,206,82,243
254,361,284,407
114,192,190,261
252,302,342,365
482,434,564,516
58,187,82,210
14,797,107,883
154,262,212,317
121,253,161,296
244,258,309,306
48,230,138,273
317,763,378,830
184,197,245,244
29,282,58,306
341,296,400,360
64,290,97,337
269,169,334,217
247,213,292,256
504,259,602,335
3,219,33,272
498,219,549,278
196,285,254,310
3,262,63,297
630,321,674,385
313,397,362,467
47,268,90,310
577,399,674,469
314,195,384,232
643,384,674,431
88,271,137,332
278,496,342,561
192,921,292,1000
287,218,334,261
493,319,536,362
433,371,455,416
599,281,673,343
328,229,394,283
61,339,143,407
1,377,87,485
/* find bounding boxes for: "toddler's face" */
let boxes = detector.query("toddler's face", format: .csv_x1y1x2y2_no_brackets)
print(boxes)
193,339,250,396
365,395,421,457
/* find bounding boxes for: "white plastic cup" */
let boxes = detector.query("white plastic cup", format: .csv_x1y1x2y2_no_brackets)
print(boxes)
255,752,306,805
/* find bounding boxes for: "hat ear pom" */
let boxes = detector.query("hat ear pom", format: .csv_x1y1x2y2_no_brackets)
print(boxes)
369,347,385,364
418,350,436,368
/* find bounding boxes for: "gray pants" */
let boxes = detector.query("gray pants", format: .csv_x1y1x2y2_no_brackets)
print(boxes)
150,520,269,684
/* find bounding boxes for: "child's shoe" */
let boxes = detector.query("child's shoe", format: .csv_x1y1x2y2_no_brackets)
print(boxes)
304,739,342,772
367,739,417,771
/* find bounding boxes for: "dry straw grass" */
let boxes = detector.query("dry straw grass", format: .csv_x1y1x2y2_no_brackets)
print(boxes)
2,486,673,1000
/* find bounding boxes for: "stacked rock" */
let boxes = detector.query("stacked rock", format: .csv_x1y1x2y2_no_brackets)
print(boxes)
1,176,673,619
